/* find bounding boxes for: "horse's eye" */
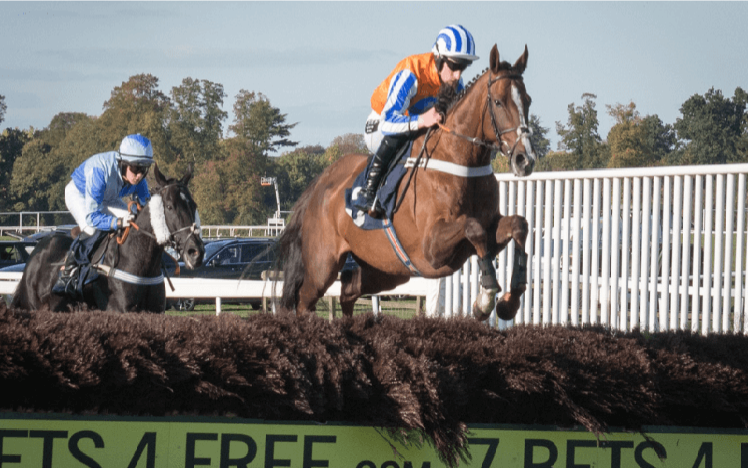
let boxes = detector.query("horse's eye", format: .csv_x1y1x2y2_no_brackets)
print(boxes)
167,205,173,211
494,100,502,107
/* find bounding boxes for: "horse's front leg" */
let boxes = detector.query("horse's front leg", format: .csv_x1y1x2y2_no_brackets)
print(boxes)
493,215,529,321
423,216,499,321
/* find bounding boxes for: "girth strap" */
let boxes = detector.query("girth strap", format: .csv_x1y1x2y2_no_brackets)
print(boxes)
382,217,421,276
93,264,165,286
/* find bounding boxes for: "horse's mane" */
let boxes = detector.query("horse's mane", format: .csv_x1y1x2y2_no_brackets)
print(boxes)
439,60,521,115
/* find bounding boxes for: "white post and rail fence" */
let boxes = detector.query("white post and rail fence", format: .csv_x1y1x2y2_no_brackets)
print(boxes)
1,163,747,335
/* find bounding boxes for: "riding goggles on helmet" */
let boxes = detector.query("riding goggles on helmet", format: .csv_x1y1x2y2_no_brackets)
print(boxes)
445,59,469,72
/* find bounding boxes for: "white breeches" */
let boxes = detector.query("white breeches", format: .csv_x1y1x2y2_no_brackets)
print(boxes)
65,181,128,236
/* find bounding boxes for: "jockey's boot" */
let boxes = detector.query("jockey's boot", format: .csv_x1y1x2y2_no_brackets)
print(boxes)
51,250,78,296
354,136,402,218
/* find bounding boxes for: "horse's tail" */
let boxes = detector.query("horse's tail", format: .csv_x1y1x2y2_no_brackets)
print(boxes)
276,178,319,312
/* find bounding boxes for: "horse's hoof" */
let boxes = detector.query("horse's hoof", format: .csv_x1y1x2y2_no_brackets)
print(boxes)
472,305,492,321
496,293,520,321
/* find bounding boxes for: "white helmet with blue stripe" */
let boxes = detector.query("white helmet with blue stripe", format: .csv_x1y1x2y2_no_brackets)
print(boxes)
118,134,154,166
432,24,479,64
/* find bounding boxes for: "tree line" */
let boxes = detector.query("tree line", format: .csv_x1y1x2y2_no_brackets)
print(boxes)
494,88,748,173
1,77,746,227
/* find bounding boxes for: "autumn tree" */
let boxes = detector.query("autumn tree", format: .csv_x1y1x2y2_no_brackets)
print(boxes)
601,102,677,169
229,90,298,157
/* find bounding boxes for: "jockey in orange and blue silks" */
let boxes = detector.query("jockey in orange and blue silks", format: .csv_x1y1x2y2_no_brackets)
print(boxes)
355,24,479,218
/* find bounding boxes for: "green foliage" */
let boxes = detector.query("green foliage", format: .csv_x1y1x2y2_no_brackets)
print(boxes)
674,87,746,165
98,74,174,163
0,128,32,211
271,147,327,211
528,114,550,159
168,78,227,172
229,90,298,157
556,93,607,169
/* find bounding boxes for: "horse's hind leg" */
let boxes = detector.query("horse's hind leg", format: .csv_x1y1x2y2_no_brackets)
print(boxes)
339,264,409,317
494,215,529,320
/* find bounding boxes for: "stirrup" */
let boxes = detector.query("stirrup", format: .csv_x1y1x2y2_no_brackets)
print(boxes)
51,267,78,296
367,201,384,219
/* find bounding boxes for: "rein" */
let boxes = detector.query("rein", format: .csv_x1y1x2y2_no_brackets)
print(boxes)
98,184,199,288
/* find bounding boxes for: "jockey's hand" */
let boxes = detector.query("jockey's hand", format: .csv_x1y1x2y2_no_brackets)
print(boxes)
417,107,443,129
117,213,135,229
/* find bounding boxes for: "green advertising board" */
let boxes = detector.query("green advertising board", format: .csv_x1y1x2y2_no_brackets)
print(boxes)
1,414,746,467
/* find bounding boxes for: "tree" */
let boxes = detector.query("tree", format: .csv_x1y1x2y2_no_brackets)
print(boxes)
606,102,649,168
674,87,746,165
98,74,173,164
528,114,551,159
168,78,227,169
229,90,298,157
0,94,6,126
9,113,96,220
326,133,367,162
0,128,32,212
270,147,327,211
556,93,606,169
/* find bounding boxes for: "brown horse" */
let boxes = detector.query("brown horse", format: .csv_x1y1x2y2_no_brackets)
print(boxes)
278,45,535,320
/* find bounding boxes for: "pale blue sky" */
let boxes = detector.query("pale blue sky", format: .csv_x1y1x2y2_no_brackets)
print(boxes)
1,2,746,153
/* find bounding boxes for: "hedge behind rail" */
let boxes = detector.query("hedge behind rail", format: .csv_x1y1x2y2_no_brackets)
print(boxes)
2,304,748,466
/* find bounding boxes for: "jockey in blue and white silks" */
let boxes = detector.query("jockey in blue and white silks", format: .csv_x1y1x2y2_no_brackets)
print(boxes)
68,148,151,234
355,25,479,218
52,134,155,296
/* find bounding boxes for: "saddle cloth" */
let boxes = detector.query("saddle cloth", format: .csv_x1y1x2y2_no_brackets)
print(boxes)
344,140,413,230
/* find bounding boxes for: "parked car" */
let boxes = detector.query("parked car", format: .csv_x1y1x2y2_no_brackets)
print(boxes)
164,238,275,311
165,238,360,311
0,241,37,269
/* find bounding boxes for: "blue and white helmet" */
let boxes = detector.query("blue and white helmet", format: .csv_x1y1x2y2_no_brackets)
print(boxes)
432,24,479,64
118,134,154,166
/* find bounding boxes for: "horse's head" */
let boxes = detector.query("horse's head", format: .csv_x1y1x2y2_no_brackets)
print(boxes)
484,44,536,177
150,164,205,269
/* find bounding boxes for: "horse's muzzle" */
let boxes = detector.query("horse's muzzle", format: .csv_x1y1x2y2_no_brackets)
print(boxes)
511,151,535,177
181,236,205,269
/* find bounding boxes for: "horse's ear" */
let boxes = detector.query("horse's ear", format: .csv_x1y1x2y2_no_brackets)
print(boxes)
489,44,500,73
153,163,168,187
513,45,529,75
180,164,193,186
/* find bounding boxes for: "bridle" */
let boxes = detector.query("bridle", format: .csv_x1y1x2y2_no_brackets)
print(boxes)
121,183,200,256
436,72,532,161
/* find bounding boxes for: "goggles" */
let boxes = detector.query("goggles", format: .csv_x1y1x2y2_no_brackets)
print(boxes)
127,164,150,175
445,59,469,73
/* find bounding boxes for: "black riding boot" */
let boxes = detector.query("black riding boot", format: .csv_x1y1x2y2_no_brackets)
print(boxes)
51,249,79,296
354,135,404,218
